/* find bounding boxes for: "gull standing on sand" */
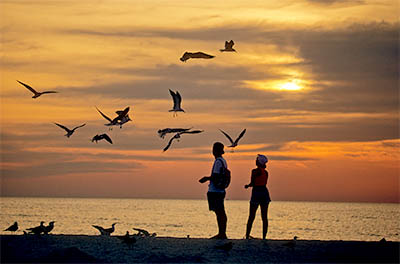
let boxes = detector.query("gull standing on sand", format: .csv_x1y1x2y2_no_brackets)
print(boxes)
219,129,246,150
180,52,215,62
158,127,192,139
17,80,58,98
4,222,18,232
91,134,113,144
92,223,117,236
163,130,204,152
220,40,236,52
54,123,86,137
132,228,156,237
96,106,131,129
168,89,185,117
26,221,45,235
43,221,55,234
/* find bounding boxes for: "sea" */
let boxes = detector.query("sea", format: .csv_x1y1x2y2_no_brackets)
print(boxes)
0,197,399,241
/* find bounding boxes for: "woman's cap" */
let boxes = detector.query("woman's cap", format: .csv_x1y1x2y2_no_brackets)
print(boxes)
257,154,268,165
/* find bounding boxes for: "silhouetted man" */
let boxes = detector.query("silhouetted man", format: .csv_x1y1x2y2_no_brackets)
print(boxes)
199,142,228,239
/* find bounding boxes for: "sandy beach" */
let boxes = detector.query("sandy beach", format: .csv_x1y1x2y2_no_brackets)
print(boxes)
1,234,399,263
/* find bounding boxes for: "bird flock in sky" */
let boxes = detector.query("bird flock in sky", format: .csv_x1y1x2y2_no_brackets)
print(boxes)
16,40,246,152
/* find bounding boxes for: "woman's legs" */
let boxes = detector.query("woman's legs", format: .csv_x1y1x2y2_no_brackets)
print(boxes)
245,203,258,239
260,202,270,239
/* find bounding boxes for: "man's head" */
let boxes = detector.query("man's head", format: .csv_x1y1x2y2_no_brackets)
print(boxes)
213,142,225,157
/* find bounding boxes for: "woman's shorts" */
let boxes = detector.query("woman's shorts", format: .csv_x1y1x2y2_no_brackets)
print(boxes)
250,186,271,206
207,191,226,211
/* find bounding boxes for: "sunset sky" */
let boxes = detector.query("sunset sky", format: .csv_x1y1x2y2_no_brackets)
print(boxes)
1,0,398,202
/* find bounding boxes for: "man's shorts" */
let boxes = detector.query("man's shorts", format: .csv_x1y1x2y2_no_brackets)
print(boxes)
207,191,226,211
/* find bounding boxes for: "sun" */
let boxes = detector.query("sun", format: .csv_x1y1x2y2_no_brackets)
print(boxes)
279,81,302,91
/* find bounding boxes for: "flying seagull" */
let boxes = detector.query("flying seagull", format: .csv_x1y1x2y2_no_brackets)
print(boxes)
91,134,113,144
54,123,86,137
92,223,117,236
43,221,55,234
220,40,236,52
158,127,192,139
180,52,215,62
219,129,246,149
96,106,131,129
17,80,58,98
26,221,45,235
163,129,204,152
168,89,185,117
4,222,18,232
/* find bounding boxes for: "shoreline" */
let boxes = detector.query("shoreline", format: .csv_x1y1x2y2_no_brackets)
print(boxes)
2,235,399,263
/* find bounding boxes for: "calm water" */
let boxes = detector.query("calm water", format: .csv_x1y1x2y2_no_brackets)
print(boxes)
0,197,399,241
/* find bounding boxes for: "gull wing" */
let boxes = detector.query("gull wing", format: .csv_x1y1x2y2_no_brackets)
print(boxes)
219,129,234,144
224,41,229,49
175,91,182,107
41,91,58,94
101,134,113,144
115,107,129,118
194,52,214,59
181,129,203,134
133,228,150,236
227,40,234,49
158,128,191,138
54,123,70,132
92,225,106,235
169,89,181,109
17,80,38,94
234,128,246,145
72,123,86,131
163,135,177,152
96,107,112,122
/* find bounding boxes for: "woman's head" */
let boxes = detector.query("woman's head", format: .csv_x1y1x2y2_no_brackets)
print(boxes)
212,142,225,157
256,154,268,168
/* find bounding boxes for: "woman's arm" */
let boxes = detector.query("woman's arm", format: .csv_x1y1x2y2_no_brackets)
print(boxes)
244,169,257,188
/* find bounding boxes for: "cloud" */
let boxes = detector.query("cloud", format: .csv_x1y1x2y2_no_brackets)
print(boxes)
305,0,364,5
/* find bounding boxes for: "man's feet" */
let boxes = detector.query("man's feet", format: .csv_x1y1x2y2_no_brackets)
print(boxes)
210,234,228,239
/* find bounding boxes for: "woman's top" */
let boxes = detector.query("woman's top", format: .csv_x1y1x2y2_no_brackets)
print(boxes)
251,167,268,187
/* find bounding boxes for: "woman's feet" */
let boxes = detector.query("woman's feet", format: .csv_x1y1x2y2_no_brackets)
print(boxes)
210,233,228,239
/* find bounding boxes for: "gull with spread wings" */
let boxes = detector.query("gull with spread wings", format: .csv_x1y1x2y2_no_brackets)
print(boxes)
54,123,86,138
92,223,117,236
96,106,131,129
91,134,113,144
220,40,236,52
219,129,246,150
163,130,204,152
17,80,58,98
180,52,215,62
158,127,192,139
168,89,185,117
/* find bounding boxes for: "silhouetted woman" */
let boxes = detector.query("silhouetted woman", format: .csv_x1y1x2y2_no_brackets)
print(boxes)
244,154,271,239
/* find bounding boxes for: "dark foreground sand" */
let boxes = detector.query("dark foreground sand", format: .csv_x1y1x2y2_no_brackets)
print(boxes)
1,235,399,263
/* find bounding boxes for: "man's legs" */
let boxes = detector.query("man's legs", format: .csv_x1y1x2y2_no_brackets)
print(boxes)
215,209,227,238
